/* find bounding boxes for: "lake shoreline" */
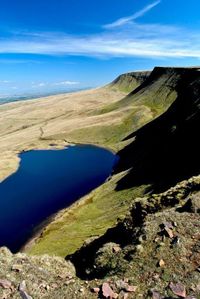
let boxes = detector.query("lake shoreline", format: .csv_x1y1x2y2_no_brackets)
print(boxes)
0,144,117,253
21,144,118,255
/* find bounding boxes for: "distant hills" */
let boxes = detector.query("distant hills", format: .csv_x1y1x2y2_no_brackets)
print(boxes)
0,88,88,105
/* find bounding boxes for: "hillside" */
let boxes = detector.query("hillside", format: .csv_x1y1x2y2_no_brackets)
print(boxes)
115,67,200,193
28,67,188,257
0,66,200,298
0,70,149,183
108,71,151,93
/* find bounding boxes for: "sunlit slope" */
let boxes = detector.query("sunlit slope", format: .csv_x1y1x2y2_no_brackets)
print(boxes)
28,67,190,257
108,70,151,93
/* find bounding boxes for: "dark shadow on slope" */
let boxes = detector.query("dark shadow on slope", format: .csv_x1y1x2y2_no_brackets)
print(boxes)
115,68,200,194
66,221,131,279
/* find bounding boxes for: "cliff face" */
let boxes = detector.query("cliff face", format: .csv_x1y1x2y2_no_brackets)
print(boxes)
115,67,200,193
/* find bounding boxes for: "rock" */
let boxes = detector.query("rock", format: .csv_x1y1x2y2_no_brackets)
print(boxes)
79,287,85,293
115,280,127,290
152,290,163,299
91,287,100,294
169,282,186,298
158,259,165,267
164,227,174,238
115,280,137,293
0,279,12,289
113,245,121,253
19,289,33,299
19,281,27,292
0,247,12,257
19,281,33,299
126,285,137,292
185,192,200,213
102,282,118,298
136,244,144,253
163,221,174,229
12,264,23,272
171,236,180,246
124,278,129,283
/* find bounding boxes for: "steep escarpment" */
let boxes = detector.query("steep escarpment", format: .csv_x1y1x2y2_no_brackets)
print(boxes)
108,70,151,93
115,67,200,193
28,67,200,259
102,67,186,118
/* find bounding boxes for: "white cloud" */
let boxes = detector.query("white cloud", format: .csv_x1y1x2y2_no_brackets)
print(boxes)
1,9,200,61
0,80,11,84
0,29,200,59
32,82,47,88
53,81,79,86
31,81,79,89
103,1,161,29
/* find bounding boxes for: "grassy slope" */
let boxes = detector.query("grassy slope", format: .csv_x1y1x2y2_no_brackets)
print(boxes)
28,67,181,257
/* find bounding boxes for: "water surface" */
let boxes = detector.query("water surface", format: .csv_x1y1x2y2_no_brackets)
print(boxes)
0,145,117,252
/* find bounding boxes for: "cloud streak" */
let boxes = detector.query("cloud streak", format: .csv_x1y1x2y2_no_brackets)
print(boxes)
53,81,79,86
31,80,80,88
1,10,200,61
0,28,200,59
103,0,161,29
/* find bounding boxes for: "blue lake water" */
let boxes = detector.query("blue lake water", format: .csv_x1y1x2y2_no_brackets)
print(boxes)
0,145,117,252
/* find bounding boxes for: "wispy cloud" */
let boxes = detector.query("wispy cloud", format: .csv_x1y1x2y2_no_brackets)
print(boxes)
1,8,200,61
53,81,79,86
0,80,11,84
31,82,47,88
103,0,161,29
0,28,200,59
31,81,80,89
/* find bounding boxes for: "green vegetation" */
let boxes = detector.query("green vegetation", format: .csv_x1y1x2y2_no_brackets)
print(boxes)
108,71,150,93
28,172,150,256
28,68,180,257
66,108,154,151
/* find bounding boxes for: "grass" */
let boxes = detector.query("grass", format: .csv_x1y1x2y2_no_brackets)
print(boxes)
27,106,155,257
28,172,150,257
27,69,179,257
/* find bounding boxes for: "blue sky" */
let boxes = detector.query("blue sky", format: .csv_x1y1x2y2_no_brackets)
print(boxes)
0,0,200,96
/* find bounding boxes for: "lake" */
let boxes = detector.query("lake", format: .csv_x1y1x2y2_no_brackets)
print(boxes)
0,145,117,252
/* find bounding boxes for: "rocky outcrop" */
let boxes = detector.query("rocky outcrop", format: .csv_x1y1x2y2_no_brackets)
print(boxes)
67,175,200,298
0,247,77,299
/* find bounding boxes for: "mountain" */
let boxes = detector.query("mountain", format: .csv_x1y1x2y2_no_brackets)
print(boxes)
0,66,200,298
108,70,151,93
28,67,196,258
115,67,200,193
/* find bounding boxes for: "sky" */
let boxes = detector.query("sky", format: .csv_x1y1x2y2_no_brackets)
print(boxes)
0,0,200,97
